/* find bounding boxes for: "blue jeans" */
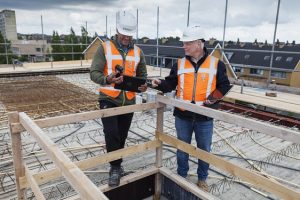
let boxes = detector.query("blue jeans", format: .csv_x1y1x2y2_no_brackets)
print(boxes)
175,116,213,181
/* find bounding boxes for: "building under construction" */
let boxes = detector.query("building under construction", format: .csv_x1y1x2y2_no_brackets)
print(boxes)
0,62,299,200
1,0,300,198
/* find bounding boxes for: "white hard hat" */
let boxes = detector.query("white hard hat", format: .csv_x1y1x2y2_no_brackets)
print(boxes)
180,26,205,42
116,10,137,37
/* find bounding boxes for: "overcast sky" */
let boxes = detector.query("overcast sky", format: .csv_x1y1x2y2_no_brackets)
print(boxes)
1,0,299,43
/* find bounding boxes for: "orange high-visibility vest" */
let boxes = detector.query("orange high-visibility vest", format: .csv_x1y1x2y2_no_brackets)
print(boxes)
99,41,141,100
177,55,218,108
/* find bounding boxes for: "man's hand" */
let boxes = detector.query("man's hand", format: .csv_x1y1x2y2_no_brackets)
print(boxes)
204,99,217,105
138,83,147,92
106,72,123,84
151,79,161,87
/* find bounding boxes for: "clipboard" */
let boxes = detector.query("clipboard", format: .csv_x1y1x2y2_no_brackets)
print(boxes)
114,75,146,92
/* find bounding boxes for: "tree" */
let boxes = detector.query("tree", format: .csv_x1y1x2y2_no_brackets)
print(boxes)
92,32,98,40
81,26,88,44
0,32,6,64
64,27,82,60
81,26,89,54
0,32,15,64
51,31,65,61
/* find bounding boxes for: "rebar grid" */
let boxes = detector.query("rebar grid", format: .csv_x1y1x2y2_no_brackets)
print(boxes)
0,76,99,119
0,73,299,200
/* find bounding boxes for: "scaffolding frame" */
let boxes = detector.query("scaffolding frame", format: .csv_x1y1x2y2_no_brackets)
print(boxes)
9,96,300,200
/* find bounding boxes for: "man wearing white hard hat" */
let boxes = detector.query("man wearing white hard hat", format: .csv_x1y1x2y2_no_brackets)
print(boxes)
90,9,147,187
152,26,230,192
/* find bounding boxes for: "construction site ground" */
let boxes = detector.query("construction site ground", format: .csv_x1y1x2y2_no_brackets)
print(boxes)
0,66,299,199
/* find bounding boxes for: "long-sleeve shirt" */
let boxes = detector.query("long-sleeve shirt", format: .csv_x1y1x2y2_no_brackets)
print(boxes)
156,48,231,121
90,36,147,106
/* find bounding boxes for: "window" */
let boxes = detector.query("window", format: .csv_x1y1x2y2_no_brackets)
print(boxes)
250,68,263,75
264,56,270,61
275,56,282,61
286,57,293,62
36,48,42,52
150,57,163,67
233,66,243,73
271,71,286,79
224,52,234,60
11,47,19,53
244,54,250,59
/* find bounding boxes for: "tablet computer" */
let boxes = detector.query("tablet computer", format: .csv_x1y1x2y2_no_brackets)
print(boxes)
114,75,146,92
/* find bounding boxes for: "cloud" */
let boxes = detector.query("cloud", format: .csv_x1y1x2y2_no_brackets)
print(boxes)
0,0,118,10
2,0,300,42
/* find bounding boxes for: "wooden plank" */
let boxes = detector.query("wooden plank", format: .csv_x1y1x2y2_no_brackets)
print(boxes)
156,95,300,144
158,132,300,200
20,140,160,189
64,166,159,200
64,195,82,200
159,167,219,200
19,112,108,200
24,165,46,200
227,92,300,115
154,106,164,200
8,112,26,200
12,102,163,133
156,106,164,167
100,166,158,192
228,85,300,114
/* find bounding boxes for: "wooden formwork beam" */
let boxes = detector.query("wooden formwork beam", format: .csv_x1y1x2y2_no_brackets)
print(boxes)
156,95,300,144
8,112,26,200
19,140,161,189
19,112,108,200
158,131,300,200
11,102,164,133
154,106,164,200
159,167,219,200
66,166,159,200
24,165,46,200
10,95,299,199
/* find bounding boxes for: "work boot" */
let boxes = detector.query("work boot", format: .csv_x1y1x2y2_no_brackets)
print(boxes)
108,166,123,187
197,180,209,192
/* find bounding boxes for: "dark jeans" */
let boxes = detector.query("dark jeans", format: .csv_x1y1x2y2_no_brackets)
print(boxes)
100,100,134,167
175,116,213,181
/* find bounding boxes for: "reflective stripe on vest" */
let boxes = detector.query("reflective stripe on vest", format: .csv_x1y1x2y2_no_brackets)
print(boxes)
99,41,141,100
177,55,218,108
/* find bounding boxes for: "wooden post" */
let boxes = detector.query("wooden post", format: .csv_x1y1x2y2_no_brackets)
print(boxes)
8,112,26,200
154,104,164,200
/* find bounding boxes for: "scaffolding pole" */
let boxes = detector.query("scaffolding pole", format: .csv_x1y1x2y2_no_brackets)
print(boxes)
267,0,281,86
